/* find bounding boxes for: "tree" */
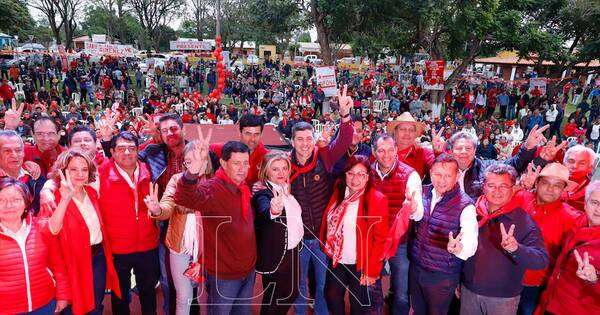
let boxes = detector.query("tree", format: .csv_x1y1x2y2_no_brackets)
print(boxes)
80,6,145,45
0,0,33,36
128,0,184,49
297,32,311,43
57,0,81,49
190,0,213,40
28,0,64,44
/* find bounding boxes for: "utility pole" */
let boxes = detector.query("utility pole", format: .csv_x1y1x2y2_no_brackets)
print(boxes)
215,0,221,37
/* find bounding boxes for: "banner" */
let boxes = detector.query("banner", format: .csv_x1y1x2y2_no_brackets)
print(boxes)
84,42,135,57
315,66,338,97
529,78,547,95
169,41,212,51
57,45,68,72
424,60,445,90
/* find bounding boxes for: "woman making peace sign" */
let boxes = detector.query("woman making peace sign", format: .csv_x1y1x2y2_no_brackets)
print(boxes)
48,149,121,314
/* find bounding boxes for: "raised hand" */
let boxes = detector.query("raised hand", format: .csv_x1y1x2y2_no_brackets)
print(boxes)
500,222,518,253
574,249,598,283
539,135,567,161
139,114,160,140
316,122,335,148
4,98,24,130
524,124,550,150
59,170,75,201
270,189,284,216
447,231,464,255
519,162,541,190
432,127,446,153
99,113,117,141
188,128,212,175
405,190,418,215
144,182,161,215
337,84,353,116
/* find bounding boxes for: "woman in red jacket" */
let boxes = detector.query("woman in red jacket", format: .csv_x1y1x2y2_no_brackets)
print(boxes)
47,149,121,315
320,155,389,315
0,177,70,314
537,180,600,315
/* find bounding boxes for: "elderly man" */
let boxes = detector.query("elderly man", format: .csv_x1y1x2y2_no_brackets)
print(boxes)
461,164,548,315
562,145,597,211
0,130,46,214
387,112,436,179
514,163,582,315
370,134,423,315
538,180,600,315
410,154,477,315
448,125,549,200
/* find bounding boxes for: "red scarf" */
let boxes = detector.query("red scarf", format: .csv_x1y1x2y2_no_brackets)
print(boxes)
324,187,365,267
475,195,519,227
215,168,251,222
289,147,319,183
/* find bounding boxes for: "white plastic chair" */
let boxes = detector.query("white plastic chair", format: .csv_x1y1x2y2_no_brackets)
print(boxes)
311,119,320,126
373,100,383,113
257,89,266,101
15,83,25,100
131,107,143,117
172,104,184,114
383,99,390,110
314,123,325,134
114,90,125,101
72,92,81,105
362,108,371,116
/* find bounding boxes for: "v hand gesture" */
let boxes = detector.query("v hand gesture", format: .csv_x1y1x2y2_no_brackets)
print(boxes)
447,231,464,255
270,189,284,216
432,127,446,153
519,162,541,190
405,191,418,216
574,249,598,283
539,135,567,161
4,98,24,130
188,128,212,175
59,170,75,201
500,223,518,253
337,84,353,116
144,182,161,216
524,124,549,150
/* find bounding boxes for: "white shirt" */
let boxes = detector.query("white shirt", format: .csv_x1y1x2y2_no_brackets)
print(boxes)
0,220,30,251
375,161,424,220
591,124,600,140
73,193,103,245
340,187,359,264
457,167,469,192
511,127,524,142
114,162,140,217
429,189,478,260
268,182,304,250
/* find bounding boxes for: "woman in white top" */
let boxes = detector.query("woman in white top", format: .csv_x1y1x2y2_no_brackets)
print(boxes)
321,155,389,315
47,149,121,315
511,123,524,143
251,151,304,315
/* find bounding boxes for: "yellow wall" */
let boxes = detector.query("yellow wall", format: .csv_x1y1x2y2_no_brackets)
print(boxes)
259,45,276,60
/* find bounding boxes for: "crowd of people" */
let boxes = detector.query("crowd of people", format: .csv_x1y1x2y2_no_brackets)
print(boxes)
0,52,598,315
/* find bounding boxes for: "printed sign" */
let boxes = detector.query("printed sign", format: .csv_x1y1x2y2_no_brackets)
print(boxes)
315,66,338,97
169,41,212,51
424,60,445,90
84,42,135,57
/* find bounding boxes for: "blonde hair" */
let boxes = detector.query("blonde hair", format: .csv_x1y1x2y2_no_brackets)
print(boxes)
50,148,97,185
258,150,291,182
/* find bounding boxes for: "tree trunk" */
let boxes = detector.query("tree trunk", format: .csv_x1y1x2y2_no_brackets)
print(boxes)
49,16,63,45
310,0,333,66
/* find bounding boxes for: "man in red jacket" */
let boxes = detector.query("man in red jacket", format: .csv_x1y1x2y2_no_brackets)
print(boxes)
99,131,159,315
0,78,15,107
538,180,600,315
23,117,65,177
562,145,596,212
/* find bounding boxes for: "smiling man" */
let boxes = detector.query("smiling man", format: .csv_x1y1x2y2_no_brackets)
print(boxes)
561,145,597,212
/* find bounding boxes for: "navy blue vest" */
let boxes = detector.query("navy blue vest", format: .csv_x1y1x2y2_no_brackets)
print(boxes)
410,184,473,274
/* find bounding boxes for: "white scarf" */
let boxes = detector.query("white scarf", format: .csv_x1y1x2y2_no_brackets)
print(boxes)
181,213,201,261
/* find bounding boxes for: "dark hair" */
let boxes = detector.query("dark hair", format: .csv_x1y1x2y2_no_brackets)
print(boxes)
483,163,518,185
0,177,33,219
239,114,264,132
372,134,395,151
34,116,60,132
68,125,97,146
291,121,314,139
158,113,183,129
221,141,250,161
336,155,372,205
432,153,459,171
110,131,139,149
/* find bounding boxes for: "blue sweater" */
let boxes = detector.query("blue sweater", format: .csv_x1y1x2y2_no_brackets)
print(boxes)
462,207,548,298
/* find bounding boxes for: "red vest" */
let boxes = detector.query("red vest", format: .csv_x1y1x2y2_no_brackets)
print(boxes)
98,159,159,254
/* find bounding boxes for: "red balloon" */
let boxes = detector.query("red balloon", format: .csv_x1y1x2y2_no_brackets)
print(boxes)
216,35,221,45
216,47,222,54
217,62,224,69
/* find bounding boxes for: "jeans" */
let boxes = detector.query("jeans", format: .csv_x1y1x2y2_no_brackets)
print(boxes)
460,284,520,315
293,239,329,315
205,270,256,315
170,251,195,315
112,248,160,315
507,105,516,120
388,243,410,315
60,247,107,315
409,264,459,315
19,299,56,315
518,285,545,315
159,241,174,315
325,263,383,315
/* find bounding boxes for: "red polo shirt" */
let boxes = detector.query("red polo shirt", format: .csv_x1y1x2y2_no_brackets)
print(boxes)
397,144,435,179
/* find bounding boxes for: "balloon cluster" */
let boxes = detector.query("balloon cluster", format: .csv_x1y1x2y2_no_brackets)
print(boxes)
209,35,226,101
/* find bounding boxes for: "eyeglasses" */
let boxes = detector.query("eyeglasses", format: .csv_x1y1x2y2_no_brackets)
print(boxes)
346,172,369,180
0,197,25,207
160,126,181,134
34,131,58,138
114,145,138,153
587,199,600,209
484,183,513,191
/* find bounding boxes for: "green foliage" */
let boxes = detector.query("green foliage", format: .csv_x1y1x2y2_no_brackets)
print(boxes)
80,6,146,46
0,0,34,36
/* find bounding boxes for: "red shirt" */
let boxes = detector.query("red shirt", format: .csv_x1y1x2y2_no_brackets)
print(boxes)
397,144,435,179
24,144,65,177
515,191,581,286
210,142,269,185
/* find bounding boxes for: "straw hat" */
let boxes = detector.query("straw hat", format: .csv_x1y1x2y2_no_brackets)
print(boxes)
386,112,424,135
537,163,578,191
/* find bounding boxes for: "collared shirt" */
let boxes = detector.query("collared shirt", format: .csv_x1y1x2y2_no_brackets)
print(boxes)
73,193,103,245
376,160,424,221
268,181,304,250
458,167,470,192
159,149,184,193
430,189,478,261
114,162,140,215
0,220,30,251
